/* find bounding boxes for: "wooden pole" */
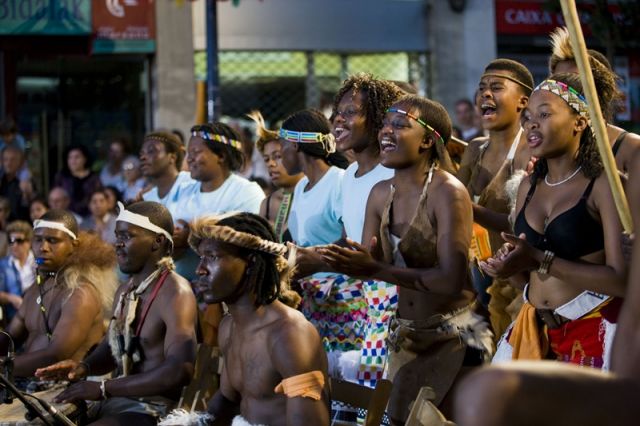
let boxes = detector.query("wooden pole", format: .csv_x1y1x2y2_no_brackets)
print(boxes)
559,0,633,233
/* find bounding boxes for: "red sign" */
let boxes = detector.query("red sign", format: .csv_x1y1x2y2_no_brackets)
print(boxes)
495,1,624,36
93,0,155,40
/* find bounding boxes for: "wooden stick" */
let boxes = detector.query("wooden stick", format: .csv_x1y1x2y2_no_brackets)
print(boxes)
559,0,633,233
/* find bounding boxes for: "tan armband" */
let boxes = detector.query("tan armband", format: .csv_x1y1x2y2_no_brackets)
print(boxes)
274,370,325,400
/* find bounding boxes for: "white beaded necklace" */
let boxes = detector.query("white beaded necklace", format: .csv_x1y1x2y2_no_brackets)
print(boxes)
544,166,582,187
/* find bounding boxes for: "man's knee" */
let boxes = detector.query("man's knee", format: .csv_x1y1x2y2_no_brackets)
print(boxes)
453,367,523,426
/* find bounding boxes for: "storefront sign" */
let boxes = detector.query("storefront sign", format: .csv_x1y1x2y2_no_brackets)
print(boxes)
0,0,91,35
495,1,623,36
92,0,156,53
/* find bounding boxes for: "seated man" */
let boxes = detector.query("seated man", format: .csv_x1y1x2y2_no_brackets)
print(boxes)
0,210,118,381
36,201,197,425
184,212,329,426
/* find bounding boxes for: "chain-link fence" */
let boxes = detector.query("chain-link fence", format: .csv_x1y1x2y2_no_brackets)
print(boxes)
195,51,431,125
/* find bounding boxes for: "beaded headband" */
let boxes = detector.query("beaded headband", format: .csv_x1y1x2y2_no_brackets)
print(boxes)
278,128,336,153
191,130,243,152
534,79,591,128
116,202,174,245
386,108,445,145
33,220,77,240
481,72,533,92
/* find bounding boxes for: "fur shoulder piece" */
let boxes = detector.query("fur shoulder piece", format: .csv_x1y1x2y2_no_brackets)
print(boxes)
59,231,119,318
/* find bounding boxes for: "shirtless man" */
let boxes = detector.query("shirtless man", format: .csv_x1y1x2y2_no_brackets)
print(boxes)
452,138,640,426
0,210,117,380
188,212,329,426
36,201,197,425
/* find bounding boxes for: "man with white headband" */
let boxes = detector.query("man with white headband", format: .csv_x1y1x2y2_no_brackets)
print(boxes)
36,201,197,426
0,209,118,382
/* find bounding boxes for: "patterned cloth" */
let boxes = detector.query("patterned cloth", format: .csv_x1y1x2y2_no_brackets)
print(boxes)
300,274,368,353
357,280,398,388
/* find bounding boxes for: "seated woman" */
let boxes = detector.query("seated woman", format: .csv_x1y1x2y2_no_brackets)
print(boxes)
248,111,304,243
481,72,626,370
321,95,492,424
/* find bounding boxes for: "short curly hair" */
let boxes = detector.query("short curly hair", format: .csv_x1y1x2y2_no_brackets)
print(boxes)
332,73,404,145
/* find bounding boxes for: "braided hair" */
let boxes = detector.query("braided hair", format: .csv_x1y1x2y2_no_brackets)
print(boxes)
190,212,300,308
331,73,405,148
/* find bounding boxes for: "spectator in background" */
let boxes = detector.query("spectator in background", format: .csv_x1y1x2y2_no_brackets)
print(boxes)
80,189,116,245
103,185,122,214
0,220,35,324
48,186,83,225
29,197,48,223
122,155,146,203
0,197,9,257
238,125,271,185
99,138,128,191
0,145,32,221
0,117,26,152
54,145,102,217
455,98,484,142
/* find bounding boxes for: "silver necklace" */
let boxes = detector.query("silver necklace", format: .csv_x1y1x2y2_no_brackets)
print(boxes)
544,166,582,187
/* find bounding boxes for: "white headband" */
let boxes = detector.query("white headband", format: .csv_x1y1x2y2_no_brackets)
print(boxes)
116,202,174,245
33,220,78,240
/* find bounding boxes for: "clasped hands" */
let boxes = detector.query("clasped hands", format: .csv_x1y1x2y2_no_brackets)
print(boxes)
479,232,539,279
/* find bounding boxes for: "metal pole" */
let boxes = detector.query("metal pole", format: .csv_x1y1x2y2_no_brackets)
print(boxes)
206,0,221,122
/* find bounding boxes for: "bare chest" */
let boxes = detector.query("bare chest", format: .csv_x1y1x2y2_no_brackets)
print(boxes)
225,334,280,399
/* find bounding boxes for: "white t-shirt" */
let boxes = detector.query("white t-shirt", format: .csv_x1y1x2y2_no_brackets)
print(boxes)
341,162,394,244
176,173,265,223
288,166,344,247
143,171,194,219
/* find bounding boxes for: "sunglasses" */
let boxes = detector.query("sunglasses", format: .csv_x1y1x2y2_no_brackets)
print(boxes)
9,238,27,245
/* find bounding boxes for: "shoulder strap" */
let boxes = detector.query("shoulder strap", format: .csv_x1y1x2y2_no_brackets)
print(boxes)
612,131,628,156
506,127,524,161
522,178,538,209
581,178,597,201
134,270,171,336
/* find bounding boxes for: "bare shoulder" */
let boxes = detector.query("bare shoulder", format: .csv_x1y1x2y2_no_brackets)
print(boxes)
370,178,392,203
67,281,102,308
467,136,490,153
268,304,323,375
431,169,471,204
160,271,196,300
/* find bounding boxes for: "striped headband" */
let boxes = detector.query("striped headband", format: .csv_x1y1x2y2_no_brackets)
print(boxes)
33,220,77,240
192,130,243,152
386,108,445,145
279,128,336,153
534,79,591,128
481,72,533,92
116,202,174,245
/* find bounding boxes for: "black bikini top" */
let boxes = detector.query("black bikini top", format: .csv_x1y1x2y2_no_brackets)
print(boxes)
514,178,604,260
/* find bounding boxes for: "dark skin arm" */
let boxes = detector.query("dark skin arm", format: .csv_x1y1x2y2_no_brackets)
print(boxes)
54,280,197,402
473,204,512,234
210,316,241,425
612,149,640,378
321,177,473,294
0,308,27,354
35,285,129,381
13,285,102,377
270,320,329,426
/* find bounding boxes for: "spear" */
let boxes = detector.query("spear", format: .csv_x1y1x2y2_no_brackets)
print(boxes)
559,0,633,233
